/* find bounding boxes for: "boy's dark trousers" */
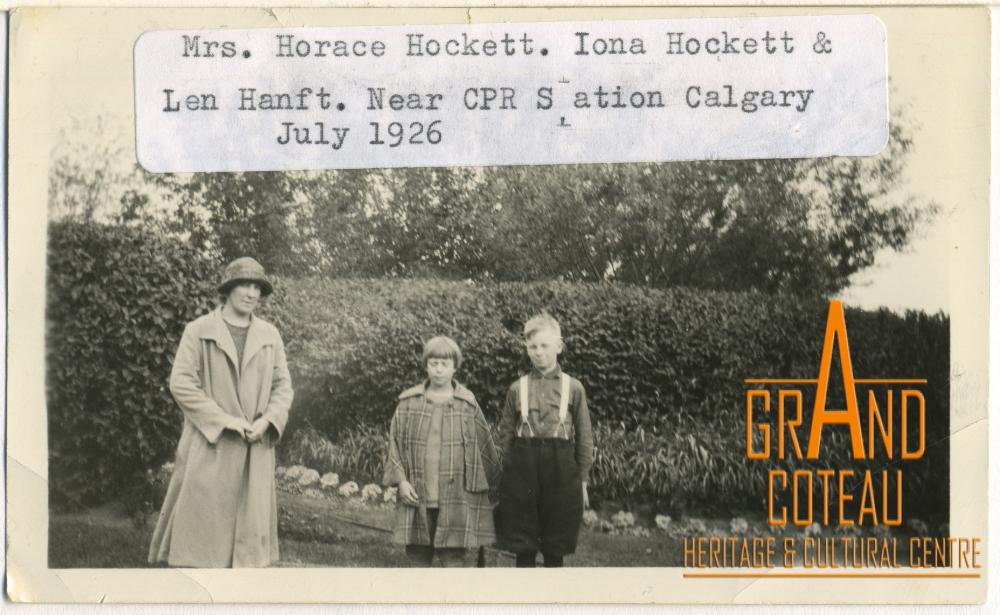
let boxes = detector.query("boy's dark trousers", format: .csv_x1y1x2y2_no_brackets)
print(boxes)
497,438,584,563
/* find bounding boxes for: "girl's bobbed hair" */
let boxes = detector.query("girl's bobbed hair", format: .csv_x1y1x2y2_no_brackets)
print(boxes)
422,335,463,370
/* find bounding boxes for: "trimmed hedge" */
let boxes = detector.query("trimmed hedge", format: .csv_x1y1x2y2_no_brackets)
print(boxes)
47,221,218,507
267,277,948,430
267,278,949,519
47,221,950,520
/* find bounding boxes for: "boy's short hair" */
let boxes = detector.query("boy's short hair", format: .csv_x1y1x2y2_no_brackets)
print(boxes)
422,335,463,369
524,313,562,340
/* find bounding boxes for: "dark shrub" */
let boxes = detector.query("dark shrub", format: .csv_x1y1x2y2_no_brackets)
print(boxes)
47,221,217,507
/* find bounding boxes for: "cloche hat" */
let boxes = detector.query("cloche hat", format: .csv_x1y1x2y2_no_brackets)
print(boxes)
218,257,273,297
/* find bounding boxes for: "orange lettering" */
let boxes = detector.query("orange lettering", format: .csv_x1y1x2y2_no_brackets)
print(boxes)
768,470,787,525
747,390,770,459
779,389,804,459
807,301,865,459
857,471,878,525
901,390,925,459
867,390,893,459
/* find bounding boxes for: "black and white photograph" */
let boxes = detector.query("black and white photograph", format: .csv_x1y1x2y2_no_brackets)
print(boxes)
45,161,952,570
5,5,990,604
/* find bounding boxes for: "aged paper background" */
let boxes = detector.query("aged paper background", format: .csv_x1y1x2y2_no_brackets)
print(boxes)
5,5,991,604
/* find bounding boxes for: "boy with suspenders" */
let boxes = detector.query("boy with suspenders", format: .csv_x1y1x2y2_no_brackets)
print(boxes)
496,313,594,567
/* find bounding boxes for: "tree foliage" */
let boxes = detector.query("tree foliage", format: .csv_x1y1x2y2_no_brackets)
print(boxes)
145,171,329,276
52,116,932,295
48,116,133,221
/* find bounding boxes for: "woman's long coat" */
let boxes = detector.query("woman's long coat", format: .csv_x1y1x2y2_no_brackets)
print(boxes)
383,383,501,548
148,307,293,568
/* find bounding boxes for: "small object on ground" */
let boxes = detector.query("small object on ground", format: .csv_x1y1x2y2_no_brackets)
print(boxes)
361,483,383,502
298,468,320,487
284,465,307,480
654,514,672,532
730,517,749,534
611,511,635,529
685,517,707,534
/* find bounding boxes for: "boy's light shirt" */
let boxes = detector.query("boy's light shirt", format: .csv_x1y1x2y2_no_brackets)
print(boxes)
498,363,595,481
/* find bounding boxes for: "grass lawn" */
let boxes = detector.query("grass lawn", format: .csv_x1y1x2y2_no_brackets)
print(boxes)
50,514,152,568
50,491,685,568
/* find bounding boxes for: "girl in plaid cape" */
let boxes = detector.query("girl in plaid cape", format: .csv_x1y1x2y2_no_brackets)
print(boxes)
383,336,502,567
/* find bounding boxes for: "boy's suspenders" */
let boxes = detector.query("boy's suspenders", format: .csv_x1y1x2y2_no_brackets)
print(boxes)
517,376,534,437
517,373,571,439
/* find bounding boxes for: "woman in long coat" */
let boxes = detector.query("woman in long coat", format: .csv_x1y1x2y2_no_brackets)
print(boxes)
148,257,293,568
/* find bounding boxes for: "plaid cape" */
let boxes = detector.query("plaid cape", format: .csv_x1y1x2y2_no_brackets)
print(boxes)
383,382,502,548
